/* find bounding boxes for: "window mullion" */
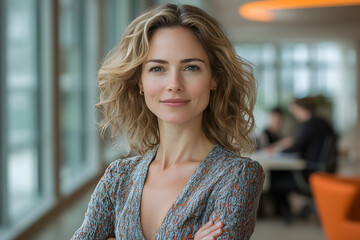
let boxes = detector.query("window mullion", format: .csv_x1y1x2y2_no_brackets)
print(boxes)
0,0,10,227
35,0,43,198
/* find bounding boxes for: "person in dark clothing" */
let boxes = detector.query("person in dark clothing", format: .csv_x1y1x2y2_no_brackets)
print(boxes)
282,97,335,169
270,97,335,220
257,107,284,149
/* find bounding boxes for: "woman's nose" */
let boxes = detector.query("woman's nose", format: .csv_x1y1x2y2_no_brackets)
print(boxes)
167,71,184,92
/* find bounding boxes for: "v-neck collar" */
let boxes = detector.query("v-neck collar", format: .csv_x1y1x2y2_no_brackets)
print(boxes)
135,144,220,240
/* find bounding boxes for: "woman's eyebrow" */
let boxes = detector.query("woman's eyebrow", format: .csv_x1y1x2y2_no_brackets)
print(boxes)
144,59,168,64
180,58,205,64
144,58,206,64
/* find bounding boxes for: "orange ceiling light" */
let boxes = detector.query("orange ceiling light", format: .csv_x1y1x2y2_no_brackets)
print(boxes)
239,0,360,22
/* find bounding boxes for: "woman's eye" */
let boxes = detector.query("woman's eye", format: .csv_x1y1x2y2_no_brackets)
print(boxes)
149,66,163,72
185,65,199,71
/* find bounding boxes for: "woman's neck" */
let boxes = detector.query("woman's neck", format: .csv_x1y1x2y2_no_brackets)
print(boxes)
155,118,215,170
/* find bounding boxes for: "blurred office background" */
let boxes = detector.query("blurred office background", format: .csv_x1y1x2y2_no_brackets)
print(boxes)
0,0,359,239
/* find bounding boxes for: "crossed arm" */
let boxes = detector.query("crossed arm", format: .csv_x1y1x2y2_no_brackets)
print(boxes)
106,220,223,240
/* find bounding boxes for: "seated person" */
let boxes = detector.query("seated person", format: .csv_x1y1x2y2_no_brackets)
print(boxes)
257,107,284,149
282,97,335,172
269,97,336,219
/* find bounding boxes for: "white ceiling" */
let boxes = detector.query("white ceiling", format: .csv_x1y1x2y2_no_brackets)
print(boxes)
205,0,360,42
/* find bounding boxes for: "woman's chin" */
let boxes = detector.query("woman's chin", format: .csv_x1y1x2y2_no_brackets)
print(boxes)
158,118,190,125
157,115,200,125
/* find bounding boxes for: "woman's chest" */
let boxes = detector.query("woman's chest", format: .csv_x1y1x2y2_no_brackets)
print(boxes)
140,163,198,239
140,179,188,239
113,159,221,239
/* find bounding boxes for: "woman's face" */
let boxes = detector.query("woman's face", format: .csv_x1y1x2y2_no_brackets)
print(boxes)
140,27,215,125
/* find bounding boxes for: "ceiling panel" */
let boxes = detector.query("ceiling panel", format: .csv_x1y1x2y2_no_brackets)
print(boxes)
206,0,360,41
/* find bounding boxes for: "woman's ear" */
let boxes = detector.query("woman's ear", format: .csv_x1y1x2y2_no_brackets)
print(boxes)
138,80,143,91
210,78,217,90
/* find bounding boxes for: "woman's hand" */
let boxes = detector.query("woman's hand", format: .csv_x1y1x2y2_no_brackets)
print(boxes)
107,220,224,240
194,220,224,240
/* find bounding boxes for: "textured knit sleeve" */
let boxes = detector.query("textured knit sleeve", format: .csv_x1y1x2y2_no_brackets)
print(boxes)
71,163,117,240
209,160,264,240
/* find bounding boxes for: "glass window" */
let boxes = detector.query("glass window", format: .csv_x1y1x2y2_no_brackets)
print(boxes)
261,44,276,64
293,44,308,63
59,0,100,194
0,0,122,237
293,67,311,97
261,68,278,106
104,0,118,53
102,0,135,162
59,0,89,194
6,0,41,221
235,41,357,137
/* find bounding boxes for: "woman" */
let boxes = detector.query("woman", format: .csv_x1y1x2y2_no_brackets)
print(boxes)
72,4,264,240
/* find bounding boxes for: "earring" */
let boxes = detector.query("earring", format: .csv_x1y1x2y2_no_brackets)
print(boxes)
139,90,144,95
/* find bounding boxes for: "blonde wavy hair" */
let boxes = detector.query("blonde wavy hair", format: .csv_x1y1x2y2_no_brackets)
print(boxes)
97,4,256,155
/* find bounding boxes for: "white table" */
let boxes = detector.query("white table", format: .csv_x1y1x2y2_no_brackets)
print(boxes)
249,150,306,191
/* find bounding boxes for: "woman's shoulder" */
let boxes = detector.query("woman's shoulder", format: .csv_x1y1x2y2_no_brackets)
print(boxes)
209,145,265,186
212,145,263,171
104,147,157,181
207,145,264,198
105,155,145,179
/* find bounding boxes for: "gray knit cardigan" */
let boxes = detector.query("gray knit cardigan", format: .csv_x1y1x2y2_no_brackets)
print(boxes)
72,144,264,240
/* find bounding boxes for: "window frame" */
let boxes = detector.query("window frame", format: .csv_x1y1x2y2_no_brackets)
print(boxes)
6,0,42,222
0,0,9,228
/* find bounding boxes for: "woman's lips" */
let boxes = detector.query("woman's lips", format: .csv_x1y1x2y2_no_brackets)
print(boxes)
161,99,190,107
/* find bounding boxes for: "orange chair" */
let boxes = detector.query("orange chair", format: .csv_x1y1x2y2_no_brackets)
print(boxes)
310,173,360,240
